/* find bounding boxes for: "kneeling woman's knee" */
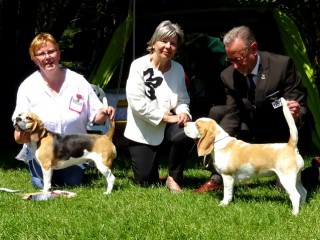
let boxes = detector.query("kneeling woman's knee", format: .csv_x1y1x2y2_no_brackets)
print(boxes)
31,176,43,189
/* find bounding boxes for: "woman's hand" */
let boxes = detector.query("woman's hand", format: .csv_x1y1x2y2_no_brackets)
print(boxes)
163,112,190,126
176,113,190,125
105,106,116,121
94,106,116,124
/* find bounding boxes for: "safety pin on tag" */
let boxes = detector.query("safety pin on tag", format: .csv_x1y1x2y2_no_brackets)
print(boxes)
69,94,84,113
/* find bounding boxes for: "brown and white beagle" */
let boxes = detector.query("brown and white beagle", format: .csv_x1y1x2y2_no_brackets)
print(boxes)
184,97,307,215
13,112,117,194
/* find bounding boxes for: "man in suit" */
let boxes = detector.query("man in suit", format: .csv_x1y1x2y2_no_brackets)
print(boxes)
193,25,311,193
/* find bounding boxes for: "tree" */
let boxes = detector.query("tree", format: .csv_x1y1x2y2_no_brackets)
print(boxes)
1,0,319,151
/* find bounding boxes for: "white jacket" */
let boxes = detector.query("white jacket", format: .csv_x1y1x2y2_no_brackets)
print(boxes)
124,55,191,146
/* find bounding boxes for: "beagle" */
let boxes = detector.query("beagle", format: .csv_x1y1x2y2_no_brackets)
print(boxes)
13,112,117,194
184,98,307,215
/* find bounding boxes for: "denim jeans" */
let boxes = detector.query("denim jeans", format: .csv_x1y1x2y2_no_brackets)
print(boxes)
28,159,85,189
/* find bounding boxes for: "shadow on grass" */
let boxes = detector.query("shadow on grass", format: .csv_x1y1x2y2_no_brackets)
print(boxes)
191,178,318,207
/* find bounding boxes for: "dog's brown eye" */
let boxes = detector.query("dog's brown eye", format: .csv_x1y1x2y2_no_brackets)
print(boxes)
26,117,33,121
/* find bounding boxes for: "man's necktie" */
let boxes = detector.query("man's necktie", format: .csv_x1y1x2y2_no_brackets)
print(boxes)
247,74,255,104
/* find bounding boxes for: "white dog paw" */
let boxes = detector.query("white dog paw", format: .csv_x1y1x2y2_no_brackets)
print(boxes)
292,210,299,216
219,200,229,206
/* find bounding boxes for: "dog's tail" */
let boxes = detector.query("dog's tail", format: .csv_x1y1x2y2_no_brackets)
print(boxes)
102,97,116,141
280,97,298,148
106,119,115,140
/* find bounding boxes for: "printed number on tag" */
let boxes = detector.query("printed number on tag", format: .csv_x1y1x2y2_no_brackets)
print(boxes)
271,99,282,109
69,95,84,113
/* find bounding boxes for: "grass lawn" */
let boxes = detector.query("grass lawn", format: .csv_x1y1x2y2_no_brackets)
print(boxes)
1,146,320,240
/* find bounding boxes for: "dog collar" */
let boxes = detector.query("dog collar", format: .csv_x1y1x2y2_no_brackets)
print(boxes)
214,135,229,143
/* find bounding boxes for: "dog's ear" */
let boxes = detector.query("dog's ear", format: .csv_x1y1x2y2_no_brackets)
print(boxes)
30,121,40,142
196,122,215,157
30,115,46,142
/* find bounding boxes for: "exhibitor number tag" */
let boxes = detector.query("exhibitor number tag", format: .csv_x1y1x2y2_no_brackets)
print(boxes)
271,99,282,109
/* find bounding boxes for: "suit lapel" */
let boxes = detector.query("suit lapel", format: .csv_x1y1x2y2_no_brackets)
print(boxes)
255,52,269,108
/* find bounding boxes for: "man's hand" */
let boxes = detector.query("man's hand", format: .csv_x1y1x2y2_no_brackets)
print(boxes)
287,100,300,123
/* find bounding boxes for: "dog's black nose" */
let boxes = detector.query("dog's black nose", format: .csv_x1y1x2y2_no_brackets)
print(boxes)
16,116,22,122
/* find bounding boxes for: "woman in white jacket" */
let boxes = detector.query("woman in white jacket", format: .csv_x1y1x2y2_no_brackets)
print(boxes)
124,20,193,193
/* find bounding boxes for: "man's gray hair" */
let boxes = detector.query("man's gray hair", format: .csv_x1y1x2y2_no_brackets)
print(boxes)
223,26,256,49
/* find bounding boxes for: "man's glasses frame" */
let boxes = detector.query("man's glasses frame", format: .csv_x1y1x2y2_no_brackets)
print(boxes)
226,48,249,64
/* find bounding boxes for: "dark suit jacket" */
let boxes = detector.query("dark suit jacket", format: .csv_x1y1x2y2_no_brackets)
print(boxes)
219,51,308,144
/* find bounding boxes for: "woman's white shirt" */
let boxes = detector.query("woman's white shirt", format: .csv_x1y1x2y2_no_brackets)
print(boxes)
12,68,102,134
12,68,103,163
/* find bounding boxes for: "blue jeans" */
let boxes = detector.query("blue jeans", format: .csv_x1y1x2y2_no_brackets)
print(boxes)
28,159,85,189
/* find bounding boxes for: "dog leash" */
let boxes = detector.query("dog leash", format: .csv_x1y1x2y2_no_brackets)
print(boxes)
203,155,213,169
189,142,196,154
